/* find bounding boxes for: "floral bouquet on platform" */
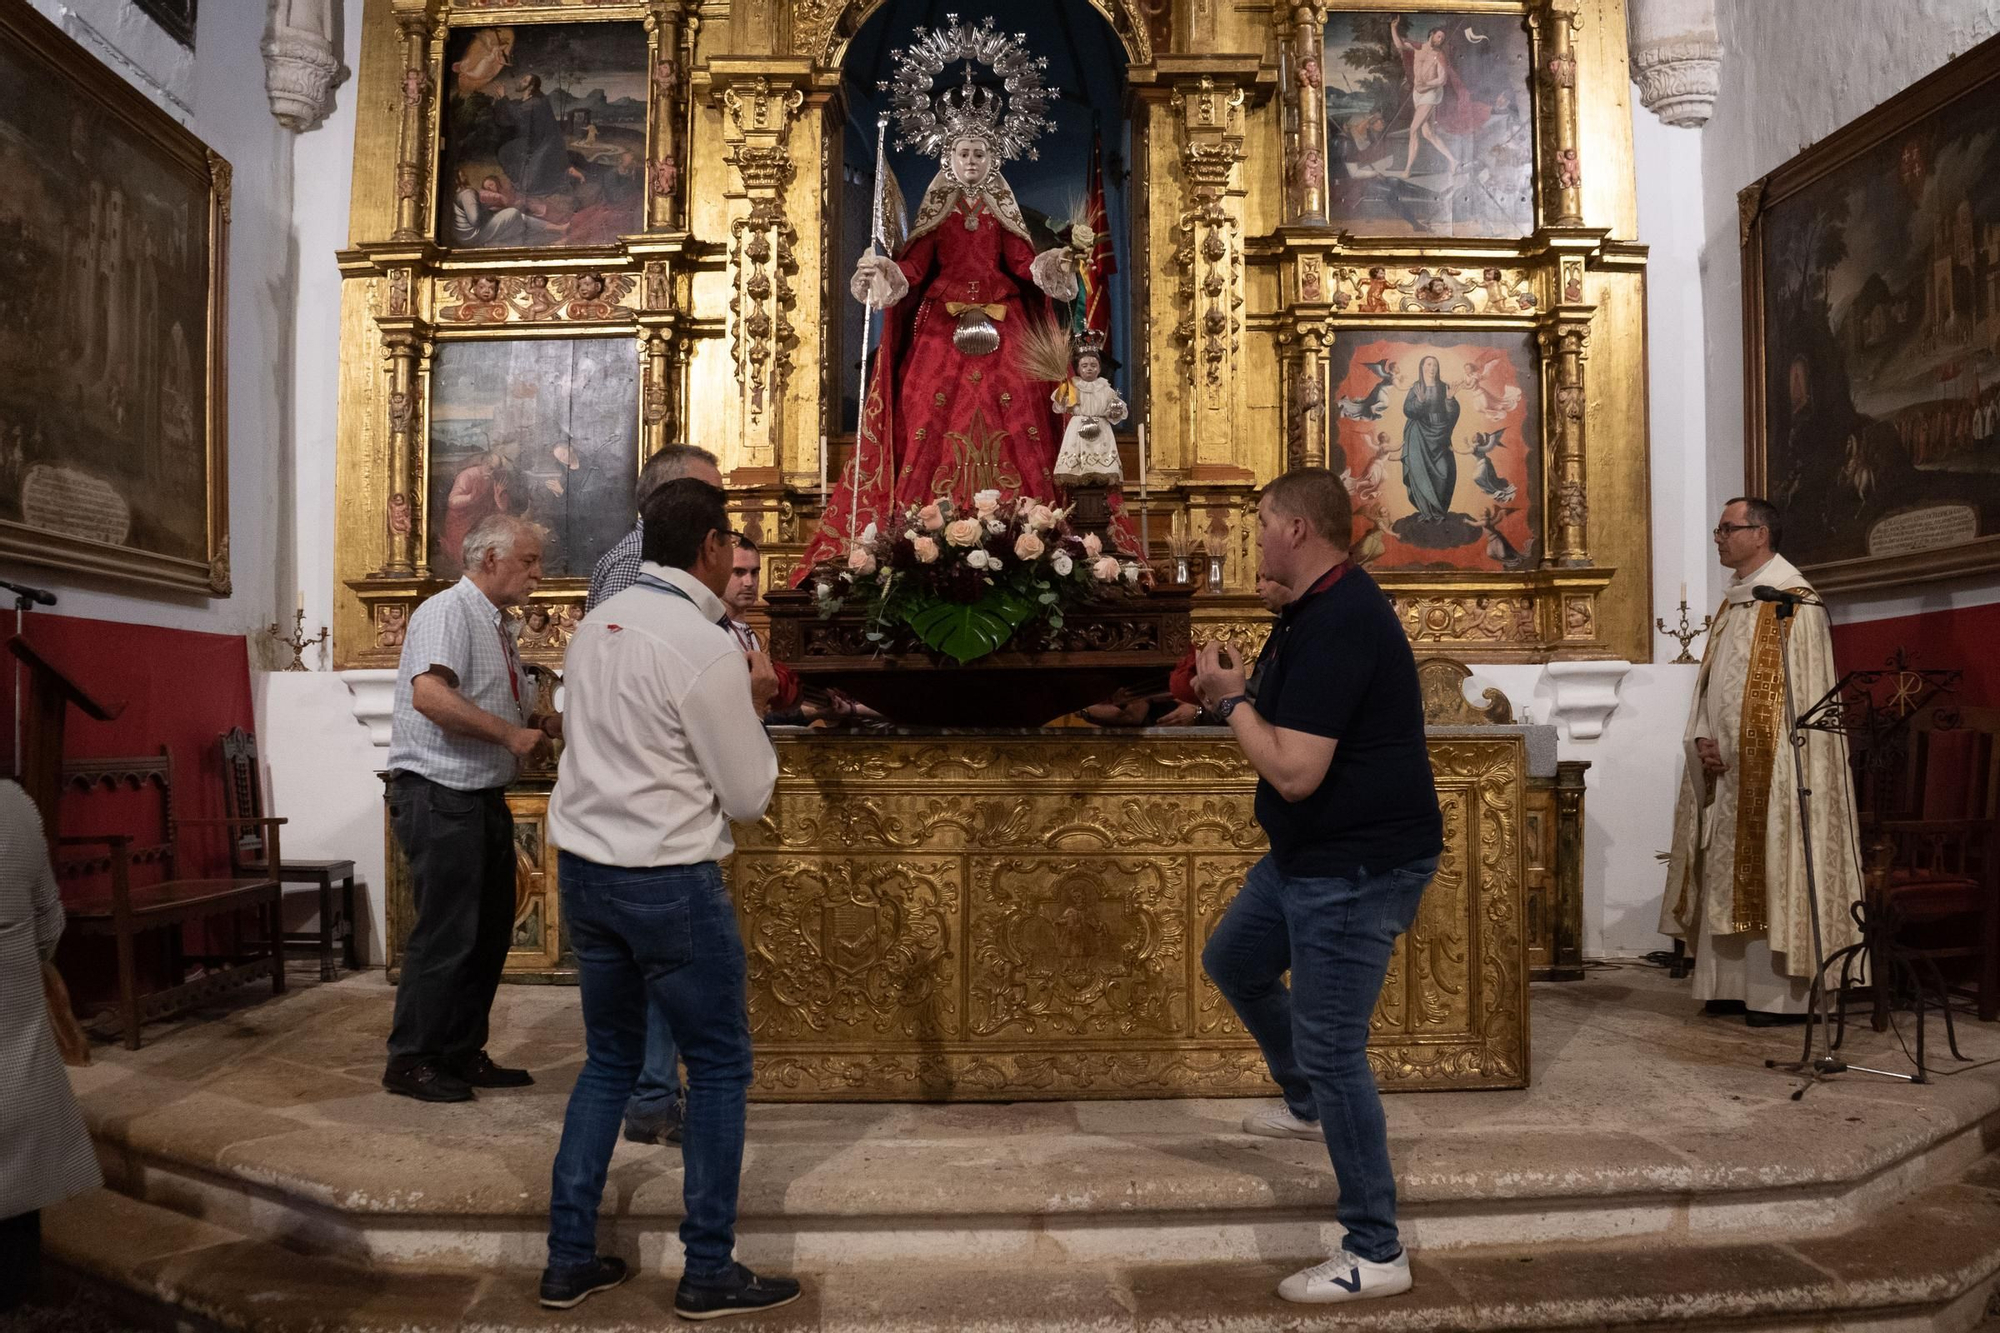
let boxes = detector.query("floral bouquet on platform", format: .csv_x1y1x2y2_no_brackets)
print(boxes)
810,489,1146,664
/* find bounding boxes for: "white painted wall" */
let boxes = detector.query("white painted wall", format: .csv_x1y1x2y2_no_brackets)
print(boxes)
1698,0,2000,624
10,0,298,644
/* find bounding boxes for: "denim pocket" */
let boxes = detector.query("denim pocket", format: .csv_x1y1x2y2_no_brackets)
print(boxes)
609,892,694,974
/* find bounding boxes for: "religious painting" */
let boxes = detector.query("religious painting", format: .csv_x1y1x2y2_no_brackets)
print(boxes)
1328,330,1541,572
425,338,637,579
0,0,227,594
1746,33,2000,593
1322,10,1535,238
438,23,648,250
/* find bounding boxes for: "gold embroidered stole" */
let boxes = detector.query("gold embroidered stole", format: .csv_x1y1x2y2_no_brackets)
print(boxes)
1728,596,1802,931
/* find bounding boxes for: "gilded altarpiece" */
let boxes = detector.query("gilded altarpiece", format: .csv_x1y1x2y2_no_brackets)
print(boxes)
340,0,1649,1097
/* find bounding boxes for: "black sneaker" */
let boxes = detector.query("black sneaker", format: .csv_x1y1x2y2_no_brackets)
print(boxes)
382,1061,474,1103
449,1051,534,1088
674,1263,802,1321
1746,1010,1810,1028
539,1255,630,1310
1703,999,1746,1016
624,1103,685,1146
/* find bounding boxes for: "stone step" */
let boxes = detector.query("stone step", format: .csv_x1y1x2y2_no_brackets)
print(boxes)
45,1154,2000,1333
75,970,2000,1273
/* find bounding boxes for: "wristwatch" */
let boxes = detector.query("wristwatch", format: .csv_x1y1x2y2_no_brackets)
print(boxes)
1213,693,1250,721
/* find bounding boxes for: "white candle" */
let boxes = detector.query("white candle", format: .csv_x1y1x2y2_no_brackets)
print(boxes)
1679,580,1687,606
296,589,304,615
1137,423,1150,565
819,434,828,508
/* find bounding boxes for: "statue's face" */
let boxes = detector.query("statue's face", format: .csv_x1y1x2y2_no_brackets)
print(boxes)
948,137,994,189
1075,353,1101,382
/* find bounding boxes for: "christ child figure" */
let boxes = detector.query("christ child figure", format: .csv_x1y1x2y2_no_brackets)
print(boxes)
1051,343,1127,487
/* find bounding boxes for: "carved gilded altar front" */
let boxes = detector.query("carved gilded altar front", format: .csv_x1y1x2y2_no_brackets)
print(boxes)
385,732,1530,1096
333,0,1654,669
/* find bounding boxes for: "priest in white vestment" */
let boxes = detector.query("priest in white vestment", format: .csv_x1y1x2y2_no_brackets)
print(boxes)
1660,498,1864,1025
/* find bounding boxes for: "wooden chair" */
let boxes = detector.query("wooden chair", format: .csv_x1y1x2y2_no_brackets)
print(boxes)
54,749,285,1049
219,727,358,981
1863,704,2000,1022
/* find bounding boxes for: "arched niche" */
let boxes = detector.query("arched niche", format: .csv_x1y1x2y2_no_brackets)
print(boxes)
803,0,1162,70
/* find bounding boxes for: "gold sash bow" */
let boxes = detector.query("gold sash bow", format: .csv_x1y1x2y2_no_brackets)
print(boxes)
944,301,1007,320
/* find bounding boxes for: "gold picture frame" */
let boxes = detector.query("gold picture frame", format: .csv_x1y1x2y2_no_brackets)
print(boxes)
1742,31,2000,596
0,0,231,596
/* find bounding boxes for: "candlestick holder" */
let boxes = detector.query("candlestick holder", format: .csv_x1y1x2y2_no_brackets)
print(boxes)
1655,597,1713,665
267,607,329,672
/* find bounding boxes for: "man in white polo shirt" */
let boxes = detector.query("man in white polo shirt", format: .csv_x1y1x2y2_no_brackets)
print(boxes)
383,513,558,1104
538,478,797,1319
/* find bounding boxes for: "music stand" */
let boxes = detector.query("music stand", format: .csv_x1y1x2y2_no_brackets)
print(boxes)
1765,646,1962,1096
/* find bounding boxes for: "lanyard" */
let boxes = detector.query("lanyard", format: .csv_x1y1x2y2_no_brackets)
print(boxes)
493,620,521,704
634,571,731,631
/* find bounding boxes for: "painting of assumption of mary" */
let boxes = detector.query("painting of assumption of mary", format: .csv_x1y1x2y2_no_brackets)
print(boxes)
439,23,649,250
1323,11,1535,239
1328,331,1542,573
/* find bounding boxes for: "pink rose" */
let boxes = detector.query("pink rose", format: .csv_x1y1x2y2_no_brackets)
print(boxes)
1026,504,1058,531
847,546,877,575
945,518,983,547
1014,531,1046,561
1082,533,1104,557
973,488,1002,517
918,502,946,532
913,535,940,563
1092,555,1121,581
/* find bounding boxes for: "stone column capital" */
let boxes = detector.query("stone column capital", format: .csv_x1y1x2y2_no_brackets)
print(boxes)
1627,0,1720,129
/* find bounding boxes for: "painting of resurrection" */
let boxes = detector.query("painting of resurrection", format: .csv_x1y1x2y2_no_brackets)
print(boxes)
1328,331,1541,572
1751,37,2000,585
1322,11,1535,238
439,23,649,250
426,339,638,578
0,4,223,592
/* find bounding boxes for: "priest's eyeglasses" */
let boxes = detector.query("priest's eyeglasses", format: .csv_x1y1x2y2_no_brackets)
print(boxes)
1712,522,1766,537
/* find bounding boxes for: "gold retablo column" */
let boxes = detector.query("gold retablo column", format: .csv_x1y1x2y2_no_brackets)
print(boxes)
1542,324,1591,566
1284,4,1328,225
647,3,686,231
1534,0,1585,228
389,3,437,244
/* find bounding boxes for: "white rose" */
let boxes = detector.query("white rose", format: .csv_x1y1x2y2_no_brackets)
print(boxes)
966,549,990,570
973,488,1002,515
985,517,1006,535
861,522,878,544
1121,563,1142,585
1051,551,1074,576
989,557,1004,572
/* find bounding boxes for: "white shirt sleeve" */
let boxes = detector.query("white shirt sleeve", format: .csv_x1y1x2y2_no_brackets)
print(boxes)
680,651,778,823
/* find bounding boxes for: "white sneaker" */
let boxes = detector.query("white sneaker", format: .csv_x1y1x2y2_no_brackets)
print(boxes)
1241,1105,1324,1142
1278,1247,1413,1304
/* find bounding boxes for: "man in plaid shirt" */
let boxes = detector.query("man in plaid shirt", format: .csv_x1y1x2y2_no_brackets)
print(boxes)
586,444,722,612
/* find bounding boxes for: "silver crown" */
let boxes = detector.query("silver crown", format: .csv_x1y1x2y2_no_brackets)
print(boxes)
881,14,1054,163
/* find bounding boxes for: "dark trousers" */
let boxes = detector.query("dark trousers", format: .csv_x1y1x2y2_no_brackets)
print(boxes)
385,771,516,1072
1202,853,1437,1264
547,853,751,1282
0,1210,40,1311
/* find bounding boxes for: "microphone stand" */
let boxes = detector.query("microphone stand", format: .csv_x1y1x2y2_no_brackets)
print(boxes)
1758,591,1913,1099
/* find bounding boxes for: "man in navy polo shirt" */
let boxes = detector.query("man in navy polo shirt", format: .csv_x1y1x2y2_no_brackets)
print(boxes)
1191,467,1442,1305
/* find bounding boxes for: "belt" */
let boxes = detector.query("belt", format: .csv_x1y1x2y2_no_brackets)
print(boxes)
944,301,1007,320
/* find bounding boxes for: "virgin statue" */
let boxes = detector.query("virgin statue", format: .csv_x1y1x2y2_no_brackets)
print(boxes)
799,20,1135,573
1401,354,1460,520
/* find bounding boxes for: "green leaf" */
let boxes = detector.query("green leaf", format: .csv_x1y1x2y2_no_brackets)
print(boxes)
903,588,1038,664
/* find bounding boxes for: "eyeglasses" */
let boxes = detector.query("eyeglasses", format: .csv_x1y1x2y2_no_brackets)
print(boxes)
1712,523,1766,537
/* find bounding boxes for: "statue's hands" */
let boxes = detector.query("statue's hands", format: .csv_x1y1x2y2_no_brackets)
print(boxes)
1107,398,1130,424
850,254,909,309
1030,247,1079,300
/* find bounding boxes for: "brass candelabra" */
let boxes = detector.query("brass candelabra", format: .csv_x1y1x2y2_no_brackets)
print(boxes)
1656,595,1713,665
267,607,329,672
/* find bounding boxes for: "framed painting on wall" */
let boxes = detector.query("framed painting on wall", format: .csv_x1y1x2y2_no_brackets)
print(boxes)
0,0,229,594
439,22,651,250
1744,32,2000,594
425,338,639,579
1328,329,1542,573
1322,9,1536,239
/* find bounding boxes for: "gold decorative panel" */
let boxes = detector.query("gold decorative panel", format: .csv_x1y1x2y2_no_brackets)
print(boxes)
384,732,1531,1096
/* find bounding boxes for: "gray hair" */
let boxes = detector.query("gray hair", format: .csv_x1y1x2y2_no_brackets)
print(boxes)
461,513,542,571
637,444,720,507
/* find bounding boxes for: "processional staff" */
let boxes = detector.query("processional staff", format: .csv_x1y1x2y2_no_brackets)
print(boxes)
848,111,892,545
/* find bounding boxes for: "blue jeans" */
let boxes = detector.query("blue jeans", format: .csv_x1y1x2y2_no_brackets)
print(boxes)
547,854,751,1281
1202,853,1436,1263
626,999,683,1129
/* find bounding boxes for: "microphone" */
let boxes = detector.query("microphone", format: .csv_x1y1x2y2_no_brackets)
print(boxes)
1751,585,1815,606
0,579,56,607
